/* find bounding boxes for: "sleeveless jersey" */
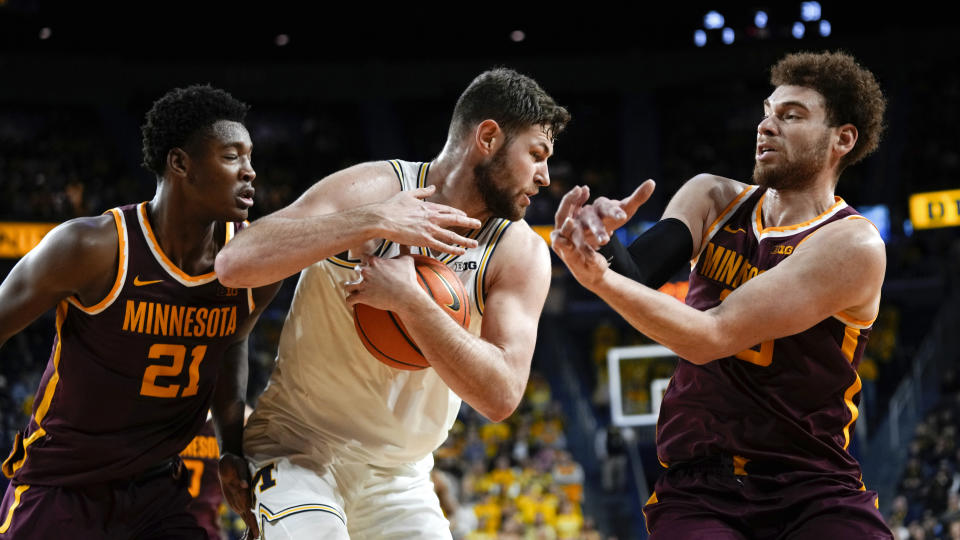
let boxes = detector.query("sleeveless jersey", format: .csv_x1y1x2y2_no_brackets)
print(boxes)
245,160,513,468
657,186,875,483
3,203,253,486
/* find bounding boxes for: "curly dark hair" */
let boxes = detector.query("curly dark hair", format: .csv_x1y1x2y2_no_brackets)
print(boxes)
449,68,571,143
770,51,886,170
141,84,250,176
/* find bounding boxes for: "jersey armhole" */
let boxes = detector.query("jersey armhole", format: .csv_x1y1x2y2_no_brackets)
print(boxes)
66,208,128,315
693,185,757,264
474,220,512,316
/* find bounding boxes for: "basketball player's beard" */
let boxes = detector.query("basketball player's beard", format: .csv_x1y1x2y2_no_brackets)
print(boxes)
753,131,831,191
474,144,525,222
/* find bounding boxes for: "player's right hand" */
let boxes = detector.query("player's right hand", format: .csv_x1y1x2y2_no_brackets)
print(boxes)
219,452,260,539
375,186,481,255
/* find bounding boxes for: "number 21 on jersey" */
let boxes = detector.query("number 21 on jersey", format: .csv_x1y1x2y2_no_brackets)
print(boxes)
140,343,207,398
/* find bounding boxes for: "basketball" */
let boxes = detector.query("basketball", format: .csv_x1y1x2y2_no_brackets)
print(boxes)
354,254,471,370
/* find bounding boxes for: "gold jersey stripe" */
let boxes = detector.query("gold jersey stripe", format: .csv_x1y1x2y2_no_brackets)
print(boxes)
0,484,29,533
67,208,129,315
694,185,757,264
842,373,863,451
7,302,68,476
138,203,217,286
474,220,511,316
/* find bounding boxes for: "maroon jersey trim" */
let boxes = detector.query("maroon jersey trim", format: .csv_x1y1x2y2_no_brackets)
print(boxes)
65,208,128,315
2,302,67,478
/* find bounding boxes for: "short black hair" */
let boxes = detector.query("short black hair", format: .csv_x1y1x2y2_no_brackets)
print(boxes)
141,84,250,176
771,51,886,170
449,68,570,143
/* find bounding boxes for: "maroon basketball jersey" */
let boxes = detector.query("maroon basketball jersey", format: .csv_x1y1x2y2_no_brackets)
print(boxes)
657,186,875,483
2,203,253,486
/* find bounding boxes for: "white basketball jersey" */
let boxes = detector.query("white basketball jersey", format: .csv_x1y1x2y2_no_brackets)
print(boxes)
245,160,513,468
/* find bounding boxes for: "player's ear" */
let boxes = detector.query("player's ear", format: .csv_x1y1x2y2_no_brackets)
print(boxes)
834,124,858,159
475,119,502,157
166,148,190,179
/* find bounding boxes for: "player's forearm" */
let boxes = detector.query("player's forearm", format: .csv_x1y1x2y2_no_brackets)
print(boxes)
216,205,387,288
212,340,249,456
396,297,525,422
590,270,730,364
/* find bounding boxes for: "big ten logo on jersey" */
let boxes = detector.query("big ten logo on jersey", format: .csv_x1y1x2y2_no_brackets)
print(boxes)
217,284,239,297
770,244,794,256
451,261,477,272
253,463,277,493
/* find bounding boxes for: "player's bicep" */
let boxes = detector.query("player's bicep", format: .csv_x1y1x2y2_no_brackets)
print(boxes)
269,161,401,220
0,219,114,344
479,231,551,370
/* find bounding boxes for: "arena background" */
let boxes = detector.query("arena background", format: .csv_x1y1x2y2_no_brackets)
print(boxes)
1,3,958,539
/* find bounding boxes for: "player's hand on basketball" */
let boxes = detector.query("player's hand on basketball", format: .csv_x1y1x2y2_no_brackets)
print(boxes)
219,452,260,539
551,219,610,290
344,253,426,314
376,186,481,256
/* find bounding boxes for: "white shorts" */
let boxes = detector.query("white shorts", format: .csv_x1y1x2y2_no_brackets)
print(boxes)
248,455,452,540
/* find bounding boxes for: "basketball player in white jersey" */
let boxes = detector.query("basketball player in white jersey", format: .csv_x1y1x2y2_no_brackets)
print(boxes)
214,68,570,539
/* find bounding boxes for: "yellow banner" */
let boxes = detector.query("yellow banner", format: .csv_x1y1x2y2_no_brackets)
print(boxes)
910,189,960,230
0,222,58,258
531,225,554,245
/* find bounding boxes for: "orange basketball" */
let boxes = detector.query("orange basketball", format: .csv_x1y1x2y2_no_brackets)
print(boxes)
354,254,471,370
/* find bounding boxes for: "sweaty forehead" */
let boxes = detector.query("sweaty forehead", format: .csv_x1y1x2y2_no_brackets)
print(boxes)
765,85,826,111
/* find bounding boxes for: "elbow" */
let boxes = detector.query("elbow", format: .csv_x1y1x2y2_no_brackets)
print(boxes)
214,251,245,288
481,402,517,424
479,383,525,423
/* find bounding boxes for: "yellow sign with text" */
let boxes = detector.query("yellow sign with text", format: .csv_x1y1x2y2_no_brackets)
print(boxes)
0,222,58,258
910,189,960,230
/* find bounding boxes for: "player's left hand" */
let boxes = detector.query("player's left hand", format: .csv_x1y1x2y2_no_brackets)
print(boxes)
344,251,429,313
219,452,260,539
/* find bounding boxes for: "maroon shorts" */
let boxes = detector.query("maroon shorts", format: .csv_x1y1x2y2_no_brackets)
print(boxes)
0,458,206,539
643,457,893,539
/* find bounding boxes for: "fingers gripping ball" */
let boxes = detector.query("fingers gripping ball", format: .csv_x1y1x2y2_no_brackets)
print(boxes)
354,255,471,370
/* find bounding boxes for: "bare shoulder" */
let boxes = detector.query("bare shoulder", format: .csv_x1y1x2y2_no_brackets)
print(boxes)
793,215,886,321
487,220,551,289
798,215,886,266
9,213,120,304
677,174,751,208
44,214,119,269
665,174,753,255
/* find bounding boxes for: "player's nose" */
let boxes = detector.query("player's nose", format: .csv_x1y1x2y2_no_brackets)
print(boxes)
241,159,256,183
536,164,550,187
757,115,778,137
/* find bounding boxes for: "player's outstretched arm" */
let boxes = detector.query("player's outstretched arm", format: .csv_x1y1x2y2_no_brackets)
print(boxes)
213,282,280,540
556,215,885,364
0,216,117,349
215,162,481,289
345,226,551,422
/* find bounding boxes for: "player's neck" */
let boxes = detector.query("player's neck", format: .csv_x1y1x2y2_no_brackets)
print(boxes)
427,150,492,225
760,175,838,228
146,191,219,275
